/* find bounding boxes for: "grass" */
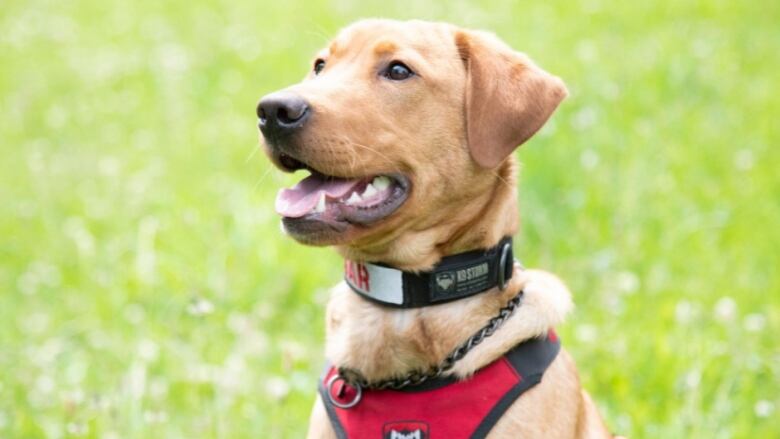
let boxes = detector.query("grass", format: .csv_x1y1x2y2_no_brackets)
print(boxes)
1,0,778,437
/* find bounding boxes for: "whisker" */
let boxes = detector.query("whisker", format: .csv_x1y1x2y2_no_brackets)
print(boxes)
492,171,513,190
252,165,274,192
341,138,404,175
490,160,515,191
303,22,334,44
245,144,261,164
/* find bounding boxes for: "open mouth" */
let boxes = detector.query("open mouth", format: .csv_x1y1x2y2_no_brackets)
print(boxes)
274,154,410,228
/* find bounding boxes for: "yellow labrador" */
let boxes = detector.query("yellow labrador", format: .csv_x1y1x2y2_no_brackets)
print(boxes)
258,19,617,439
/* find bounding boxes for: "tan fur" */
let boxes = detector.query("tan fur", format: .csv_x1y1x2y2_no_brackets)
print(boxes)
260,19,618,439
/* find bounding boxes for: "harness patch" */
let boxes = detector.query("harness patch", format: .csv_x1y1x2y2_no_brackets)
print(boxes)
383,421,429,439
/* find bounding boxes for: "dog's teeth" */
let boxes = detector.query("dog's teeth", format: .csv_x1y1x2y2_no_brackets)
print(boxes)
345,192,362,205
314,192,326,213
362,183,378,198
372,176,391,191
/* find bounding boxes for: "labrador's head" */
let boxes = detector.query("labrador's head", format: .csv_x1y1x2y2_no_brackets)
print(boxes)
258,20,566,263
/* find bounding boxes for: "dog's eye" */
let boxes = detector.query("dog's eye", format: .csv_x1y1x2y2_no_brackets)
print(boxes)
384,62,414,81
313,59,326,75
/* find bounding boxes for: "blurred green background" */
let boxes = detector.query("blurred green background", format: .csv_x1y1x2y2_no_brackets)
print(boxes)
1,0,778,437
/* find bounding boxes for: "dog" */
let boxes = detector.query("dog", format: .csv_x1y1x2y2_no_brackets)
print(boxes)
257,19,617,439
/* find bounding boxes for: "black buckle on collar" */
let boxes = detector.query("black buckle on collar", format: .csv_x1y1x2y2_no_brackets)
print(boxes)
497,240,512,291
345,237,516,308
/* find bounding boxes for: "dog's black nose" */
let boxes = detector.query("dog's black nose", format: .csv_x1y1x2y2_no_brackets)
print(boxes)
257,92,311,138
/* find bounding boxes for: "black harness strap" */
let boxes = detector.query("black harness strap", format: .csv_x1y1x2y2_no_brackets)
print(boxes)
471,333,561,438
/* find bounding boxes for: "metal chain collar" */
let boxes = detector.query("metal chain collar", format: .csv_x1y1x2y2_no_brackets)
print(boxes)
337,288,524,391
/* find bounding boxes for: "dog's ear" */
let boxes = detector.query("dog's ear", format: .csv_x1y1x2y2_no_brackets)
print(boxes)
456,30,568,168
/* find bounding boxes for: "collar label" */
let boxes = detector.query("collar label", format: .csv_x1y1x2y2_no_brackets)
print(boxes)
430,261,491,301
345,260,404,305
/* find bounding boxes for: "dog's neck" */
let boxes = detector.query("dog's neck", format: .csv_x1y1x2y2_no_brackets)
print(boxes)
325,267,572,382
323,159,571,382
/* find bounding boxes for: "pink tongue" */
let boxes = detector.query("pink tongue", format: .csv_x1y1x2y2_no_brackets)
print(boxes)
275,174,362,218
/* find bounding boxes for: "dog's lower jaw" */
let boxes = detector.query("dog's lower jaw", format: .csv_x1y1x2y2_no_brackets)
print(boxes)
336,159,520,271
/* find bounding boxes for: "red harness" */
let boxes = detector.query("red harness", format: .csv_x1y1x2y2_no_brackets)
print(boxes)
320,331,560,439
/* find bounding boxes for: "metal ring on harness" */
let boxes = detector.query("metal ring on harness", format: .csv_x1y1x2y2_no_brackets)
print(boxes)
326,374,362,409
497,241,512,291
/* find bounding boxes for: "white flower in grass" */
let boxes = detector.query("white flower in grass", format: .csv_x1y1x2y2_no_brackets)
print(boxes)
126,362,147,400
691,39,713,59
575,324,598,344
281,340,308,364
35,375,55,395
675,300,696,324
123,303,146,324
62,388,85,406
137,339,159,362
604,294,624,316
614,271,639,294
65,360,87,385
713,297,737,322
743,313,766,332
216,354,248,394
227,312,252,334
254,302,274,320
682,369,701,390
66,421,88,436
575,40,598,62
20,312,50,335
89,394,111,411
572,107,598,131
580,149,599,170
754,400,774,418
45,105,68,129
143,410,168,424
265,376,290,401
98,156,121,177
156,43,189,73
187,297,214,316
149,377,169,400
87,332,110,350
17,261,62,295
734,149,755,171
186,363,214,384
